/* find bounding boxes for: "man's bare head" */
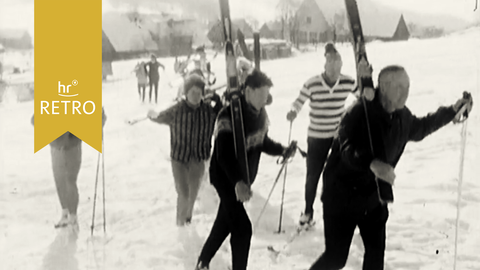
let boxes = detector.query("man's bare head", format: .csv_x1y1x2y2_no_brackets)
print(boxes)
377,65,410,113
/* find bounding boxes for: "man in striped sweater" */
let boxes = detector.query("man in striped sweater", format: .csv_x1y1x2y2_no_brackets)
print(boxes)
286,43,358,226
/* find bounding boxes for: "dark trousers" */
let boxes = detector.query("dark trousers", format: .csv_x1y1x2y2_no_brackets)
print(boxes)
149,80,159,103
198,182,252,270
310,203,389,270
304,137,333,215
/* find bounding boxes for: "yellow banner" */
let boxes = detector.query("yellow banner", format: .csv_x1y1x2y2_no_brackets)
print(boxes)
34,0,102,153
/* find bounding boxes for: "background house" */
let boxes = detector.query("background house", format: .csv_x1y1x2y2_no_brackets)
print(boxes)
295,0,330,44
260,21,285,40
0,29,33,50
292,0,410,45
102,12,158,62
102,12,197,61
207,18,255,46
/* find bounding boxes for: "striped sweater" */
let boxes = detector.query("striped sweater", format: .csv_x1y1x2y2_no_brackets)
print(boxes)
151,97,222,163
292,73,357,138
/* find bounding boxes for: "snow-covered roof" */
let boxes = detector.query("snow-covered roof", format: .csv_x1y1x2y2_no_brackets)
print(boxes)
313,0,403,38
102,13,158,53
0,29,30,40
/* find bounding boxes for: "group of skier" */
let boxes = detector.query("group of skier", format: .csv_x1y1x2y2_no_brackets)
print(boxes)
144,41,472,270
134,54,165,103
38,39,473,270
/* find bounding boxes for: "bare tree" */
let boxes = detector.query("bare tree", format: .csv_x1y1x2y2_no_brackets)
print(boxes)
276,0,297,41
245,16,260,31
332,11,347,43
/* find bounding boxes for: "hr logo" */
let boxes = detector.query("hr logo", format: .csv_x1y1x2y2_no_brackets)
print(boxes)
41,79,96,115
58,79,79,97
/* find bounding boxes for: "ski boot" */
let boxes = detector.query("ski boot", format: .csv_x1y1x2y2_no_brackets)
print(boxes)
194,261,209,270
54,209,70,228
299,212,316,229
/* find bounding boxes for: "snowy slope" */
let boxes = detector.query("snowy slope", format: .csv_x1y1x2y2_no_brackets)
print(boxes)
0,27,479,270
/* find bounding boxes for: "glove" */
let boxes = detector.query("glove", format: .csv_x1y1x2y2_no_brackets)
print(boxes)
286,110,297,121
235,181,252,202
453,91,473,115
363,87,375,101
282,140,298,160
370,159,395,186
147,109,159,119
358,58,373,78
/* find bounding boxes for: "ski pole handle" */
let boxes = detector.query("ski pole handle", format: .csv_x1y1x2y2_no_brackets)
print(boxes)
453,91,473,124
126,116,148,125
278,140,297,164
297,146,307,158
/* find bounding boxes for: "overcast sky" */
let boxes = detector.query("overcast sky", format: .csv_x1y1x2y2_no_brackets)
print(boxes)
0,0,478,39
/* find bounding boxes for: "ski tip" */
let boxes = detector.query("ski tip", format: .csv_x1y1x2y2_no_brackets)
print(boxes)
267,245,280,256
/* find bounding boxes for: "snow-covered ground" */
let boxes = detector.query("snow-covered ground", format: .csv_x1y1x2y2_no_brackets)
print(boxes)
1,27,479,270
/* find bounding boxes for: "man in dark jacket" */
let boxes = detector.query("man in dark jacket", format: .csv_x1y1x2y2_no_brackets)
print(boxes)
309,65,473,270
195,69,289,270
146,54,165,104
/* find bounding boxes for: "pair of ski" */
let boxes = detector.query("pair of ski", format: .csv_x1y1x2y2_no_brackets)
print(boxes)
217,0,261,189
267,220,316,257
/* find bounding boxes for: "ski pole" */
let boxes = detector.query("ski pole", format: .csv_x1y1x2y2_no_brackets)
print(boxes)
91,151,101,236
254,141,297,231
126,116,148,125
296,146,307,158
453,117,467,270
277,121,293,233
254,159,289,231
453,92,472,270
102,139,106,233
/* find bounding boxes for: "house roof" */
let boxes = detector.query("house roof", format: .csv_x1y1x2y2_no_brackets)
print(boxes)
0,29,30,40
102,12,158,53
266,21,283,31
313,0,404,38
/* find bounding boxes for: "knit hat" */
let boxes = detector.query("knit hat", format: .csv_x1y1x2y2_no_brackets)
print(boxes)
324,42,338,56
184,74,205,95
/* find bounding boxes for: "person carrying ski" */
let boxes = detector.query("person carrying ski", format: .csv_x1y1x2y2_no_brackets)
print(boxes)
31,109,107,229
147,73,223,226
146,54,165,104
309,65,473,270
195,69,292,270
286,42,358,226
134,61,148,102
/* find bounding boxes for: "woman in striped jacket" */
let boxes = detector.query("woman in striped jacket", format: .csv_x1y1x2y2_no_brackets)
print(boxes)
286,42,359,226
148,74,223,226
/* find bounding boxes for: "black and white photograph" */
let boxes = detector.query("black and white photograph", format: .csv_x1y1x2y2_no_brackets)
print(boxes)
0,0,479,269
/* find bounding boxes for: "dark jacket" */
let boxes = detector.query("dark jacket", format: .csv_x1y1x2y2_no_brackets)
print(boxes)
210,97,284,190
150,94,223,162
321,95,457,211
147,61,165,81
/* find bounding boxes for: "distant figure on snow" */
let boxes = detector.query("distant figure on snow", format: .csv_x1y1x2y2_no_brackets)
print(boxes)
134,61,148,102
146,54,165,104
